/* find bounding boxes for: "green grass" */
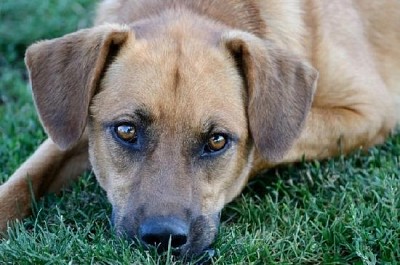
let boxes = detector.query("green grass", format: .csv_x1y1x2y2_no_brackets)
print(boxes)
1,1,399,264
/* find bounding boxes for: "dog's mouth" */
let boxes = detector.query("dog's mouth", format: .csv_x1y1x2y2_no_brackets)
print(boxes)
111,209,221,258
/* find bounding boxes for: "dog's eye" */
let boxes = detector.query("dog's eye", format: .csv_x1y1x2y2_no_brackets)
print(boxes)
205,134,227,153
115,124,137,143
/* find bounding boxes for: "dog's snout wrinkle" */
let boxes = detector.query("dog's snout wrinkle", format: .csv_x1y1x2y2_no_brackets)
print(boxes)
139,216,189,251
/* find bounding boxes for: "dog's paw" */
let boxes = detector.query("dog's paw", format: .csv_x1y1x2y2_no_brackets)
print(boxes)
0,182,32,236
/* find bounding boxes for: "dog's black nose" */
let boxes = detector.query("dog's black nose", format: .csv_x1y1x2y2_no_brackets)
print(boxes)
139,217,189,251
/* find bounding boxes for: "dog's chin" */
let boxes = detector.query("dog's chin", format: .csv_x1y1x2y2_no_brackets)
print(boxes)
111,209,220,259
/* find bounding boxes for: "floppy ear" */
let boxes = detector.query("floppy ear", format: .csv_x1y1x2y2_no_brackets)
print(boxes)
222,31,318,162
25,24,132,150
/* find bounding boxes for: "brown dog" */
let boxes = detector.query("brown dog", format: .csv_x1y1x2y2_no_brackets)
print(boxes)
1,0,399,257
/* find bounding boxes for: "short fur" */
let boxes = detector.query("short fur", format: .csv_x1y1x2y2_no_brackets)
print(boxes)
1,0,399,257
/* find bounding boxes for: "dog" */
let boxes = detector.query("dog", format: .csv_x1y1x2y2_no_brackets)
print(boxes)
1,0,399,257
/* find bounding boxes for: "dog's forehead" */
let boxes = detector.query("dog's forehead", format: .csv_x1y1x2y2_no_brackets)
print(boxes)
95,35,247,132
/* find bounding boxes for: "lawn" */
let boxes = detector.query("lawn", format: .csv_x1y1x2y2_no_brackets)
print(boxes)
0,1,399,264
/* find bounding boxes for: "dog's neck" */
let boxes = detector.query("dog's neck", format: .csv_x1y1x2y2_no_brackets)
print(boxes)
110,0,267,38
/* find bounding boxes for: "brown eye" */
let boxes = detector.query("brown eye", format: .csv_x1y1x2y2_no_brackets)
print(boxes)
115,124,137,143
206,134,227,152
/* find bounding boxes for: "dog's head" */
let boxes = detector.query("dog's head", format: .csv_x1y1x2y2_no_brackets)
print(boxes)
25,23,317,256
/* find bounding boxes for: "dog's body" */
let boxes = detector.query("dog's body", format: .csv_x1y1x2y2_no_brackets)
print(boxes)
1,0,399,256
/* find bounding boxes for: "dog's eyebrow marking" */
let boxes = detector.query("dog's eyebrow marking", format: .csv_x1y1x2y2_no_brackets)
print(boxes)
134,108,154,125
201,119,239,141
102,107,154,128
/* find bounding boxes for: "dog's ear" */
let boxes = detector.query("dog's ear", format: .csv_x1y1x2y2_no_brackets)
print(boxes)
222,31,318,162
25,24,132,150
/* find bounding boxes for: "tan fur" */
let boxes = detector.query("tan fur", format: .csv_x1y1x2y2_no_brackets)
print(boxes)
1,0,399,256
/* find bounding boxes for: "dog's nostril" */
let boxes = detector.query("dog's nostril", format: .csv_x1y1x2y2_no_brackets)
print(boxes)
139,217,189,251
142,233,187,249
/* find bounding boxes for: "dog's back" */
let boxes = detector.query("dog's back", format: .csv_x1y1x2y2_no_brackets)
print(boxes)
355,1,400,121
259,0,400,125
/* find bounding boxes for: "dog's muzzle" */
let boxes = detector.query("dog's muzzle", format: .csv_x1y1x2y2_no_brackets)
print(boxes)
112,209,220,258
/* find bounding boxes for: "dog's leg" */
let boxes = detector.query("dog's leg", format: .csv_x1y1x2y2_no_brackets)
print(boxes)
0,136,89,233
281,104,396,163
